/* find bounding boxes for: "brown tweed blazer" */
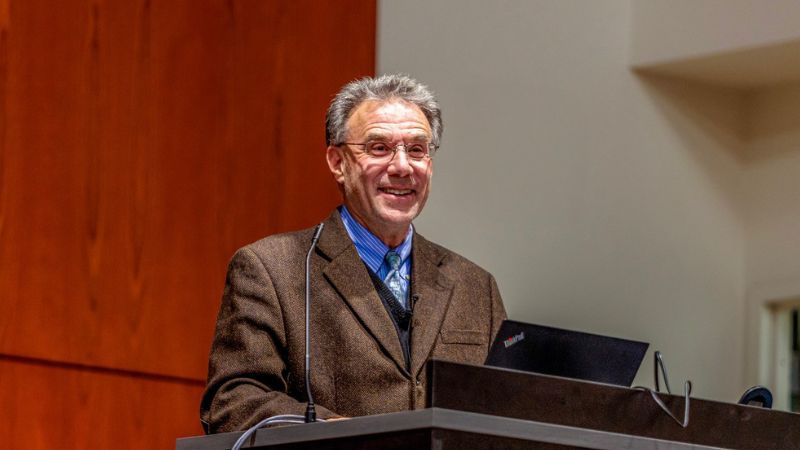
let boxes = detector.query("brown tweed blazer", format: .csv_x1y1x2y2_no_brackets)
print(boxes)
200,210,506,433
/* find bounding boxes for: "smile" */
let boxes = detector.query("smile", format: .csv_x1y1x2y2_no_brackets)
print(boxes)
379,187,415,196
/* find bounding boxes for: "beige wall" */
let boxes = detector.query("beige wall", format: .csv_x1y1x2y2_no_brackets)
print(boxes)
745,84,800,287
742,84,800,402
630,1,800,89
631,0,800,65
378,0,752,401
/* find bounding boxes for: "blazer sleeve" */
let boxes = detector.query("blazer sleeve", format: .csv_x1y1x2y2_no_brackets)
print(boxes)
200,247,337,433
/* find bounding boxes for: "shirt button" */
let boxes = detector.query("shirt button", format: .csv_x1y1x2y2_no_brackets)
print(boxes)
416,380,421,386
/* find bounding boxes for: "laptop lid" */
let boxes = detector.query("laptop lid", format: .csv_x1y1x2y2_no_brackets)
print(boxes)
485,320,649,386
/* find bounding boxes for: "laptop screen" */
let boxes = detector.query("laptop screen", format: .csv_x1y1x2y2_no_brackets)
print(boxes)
485,320,649,386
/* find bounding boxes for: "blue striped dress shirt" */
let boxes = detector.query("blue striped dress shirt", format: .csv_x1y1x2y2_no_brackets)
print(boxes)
339,205,413,309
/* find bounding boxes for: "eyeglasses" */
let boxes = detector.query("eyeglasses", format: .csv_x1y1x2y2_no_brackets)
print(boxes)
338,140,438,162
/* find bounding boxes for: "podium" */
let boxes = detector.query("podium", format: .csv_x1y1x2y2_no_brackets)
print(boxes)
177,360,800,450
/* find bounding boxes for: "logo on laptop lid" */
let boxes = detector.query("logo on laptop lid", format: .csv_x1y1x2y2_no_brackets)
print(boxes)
503,331,525,348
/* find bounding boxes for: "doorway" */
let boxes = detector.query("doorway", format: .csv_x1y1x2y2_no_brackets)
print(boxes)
769,301,800,412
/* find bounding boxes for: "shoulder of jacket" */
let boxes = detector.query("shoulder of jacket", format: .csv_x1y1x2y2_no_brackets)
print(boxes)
416,234,492,278
233,226,316,263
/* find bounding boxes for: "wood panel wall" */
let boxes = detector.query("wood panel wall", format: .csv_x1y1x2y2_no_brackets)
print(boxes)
0,0,375,447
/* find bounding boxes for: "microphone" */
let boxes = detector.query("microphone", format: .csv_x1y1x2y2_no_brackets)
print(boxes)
738,386,773,408
304,223,325,423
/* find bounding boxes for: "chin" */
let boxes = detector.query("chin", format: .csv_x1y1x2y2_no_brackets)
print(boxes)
378,210,418,228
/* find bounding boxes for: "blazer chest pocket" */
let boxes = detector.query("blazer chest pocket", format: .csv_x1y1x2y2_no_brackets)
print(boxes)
439,329,487,345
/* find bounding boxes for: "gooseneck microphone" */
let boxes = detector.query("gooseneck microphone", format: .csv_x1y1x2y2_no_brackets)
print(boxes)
304,222,325,423
229,222,326,449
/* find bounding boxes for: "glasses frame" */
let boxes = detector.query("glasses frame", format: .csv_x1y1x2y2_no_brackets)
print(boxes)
337,140,438,162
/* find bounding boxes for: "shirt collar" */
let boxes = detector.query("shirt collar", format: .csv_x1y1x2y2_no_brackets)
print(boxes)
339,205,413,274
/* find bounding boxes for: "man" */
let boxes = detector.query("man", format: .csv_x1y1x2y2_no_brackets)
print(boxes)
200,74,506,433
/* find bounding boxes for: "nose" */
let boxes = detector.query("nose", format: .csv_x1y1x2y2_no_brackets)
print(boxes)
387,146,414,176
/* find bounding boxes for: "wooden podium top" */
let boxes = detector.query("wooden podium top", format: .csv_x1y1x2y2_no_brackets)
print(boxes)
176,408,726,450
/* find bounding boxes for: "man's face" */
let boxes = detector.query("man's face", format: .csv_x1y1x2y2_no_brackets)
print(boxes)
326,99,433,245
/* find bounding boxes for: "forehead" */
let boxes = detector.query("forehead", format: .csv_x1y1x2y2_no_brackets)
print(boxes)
346,99,432,139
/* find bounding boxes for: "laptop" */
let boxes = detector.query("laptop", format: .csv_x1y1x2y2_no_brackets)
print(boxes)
485,320,649,386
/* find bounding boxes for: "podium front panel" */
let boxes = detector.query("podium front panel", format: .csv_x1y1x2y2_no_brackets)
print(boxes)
427,359,800,450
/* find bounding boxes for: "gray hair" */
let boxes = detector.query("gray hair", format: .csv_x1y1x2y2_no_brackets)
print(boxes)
325,74,443,147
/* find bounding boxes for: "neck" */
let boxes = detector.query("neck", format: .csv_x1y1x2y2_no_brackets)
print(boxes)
343,207,410,248
367,221,410,248
379,231,408,248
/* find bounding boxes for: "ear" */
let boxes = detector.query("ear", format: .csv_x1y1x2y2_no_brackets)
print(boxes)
326,145,346,184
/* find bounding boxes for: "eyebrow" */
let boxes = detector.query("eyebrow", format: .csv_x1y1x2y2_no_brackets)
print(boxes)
364,132,430,142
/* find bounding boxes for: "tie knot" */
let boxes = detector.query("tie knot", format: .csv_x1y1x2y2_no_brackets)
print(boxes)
385,251,401,270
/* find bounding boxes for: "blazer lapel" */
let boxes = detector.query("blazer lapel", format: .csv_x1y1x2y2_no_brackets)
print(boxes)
409,233,454,378
316,211,408,373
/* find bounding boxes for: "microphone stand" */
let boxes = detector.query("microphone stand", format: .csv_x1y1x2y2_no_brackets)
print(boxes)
304,223,325,423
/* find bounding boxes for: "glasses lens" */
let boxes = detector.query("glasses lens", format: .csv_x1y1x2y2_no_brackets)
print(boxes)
405,143,429,160
366,141,392,158
363,141,435,162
